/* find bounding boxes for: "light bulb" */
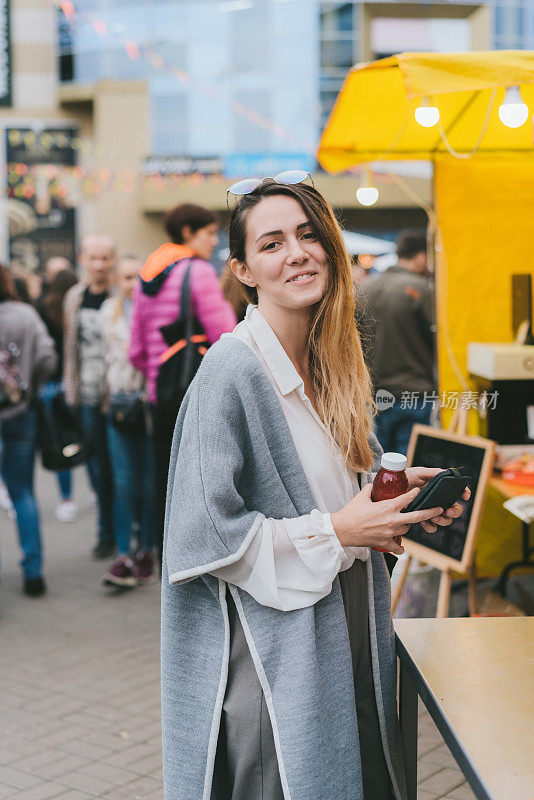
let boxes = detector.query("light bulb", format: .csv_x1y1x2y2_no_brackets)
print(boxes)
356,186,379,206
498,86,529,128
356,167,379,206
414,98,440,128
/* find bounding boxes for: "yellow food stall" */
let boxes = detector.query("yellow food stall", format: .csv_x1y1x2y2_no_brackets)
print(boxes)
318,51,534,577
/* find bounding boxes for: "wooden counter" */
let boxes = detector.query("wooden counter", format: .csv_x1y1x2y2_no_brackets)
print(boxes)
395,617,534,800
490,474,534,499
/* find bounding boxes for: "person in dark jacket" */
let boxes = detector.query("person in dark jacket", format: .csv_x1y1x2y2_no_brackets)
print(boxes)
0,263,57,597
359,230,435,455
36,268,78,522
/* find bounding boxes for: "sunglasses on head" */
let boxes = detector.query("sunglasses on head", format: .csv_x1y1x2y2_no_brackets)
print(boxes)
226,170,314,210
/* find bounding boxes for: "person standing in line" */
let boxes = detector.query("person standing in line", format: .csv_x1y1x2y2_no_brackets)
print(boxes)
100,255,156,589
359,230,435,455
160,180,468,800
0,264,57,597
63,233,117,559
129,203,237,566
43,256,72,286
36,268,79,523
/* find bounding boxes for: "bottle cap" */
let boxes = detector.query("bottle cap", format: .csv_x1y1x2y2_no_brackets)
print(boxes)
381,452,408,472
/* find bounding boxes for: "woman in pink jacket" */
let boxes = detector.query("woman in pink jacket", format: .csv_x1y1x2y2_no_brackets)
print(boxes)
130,204,237,565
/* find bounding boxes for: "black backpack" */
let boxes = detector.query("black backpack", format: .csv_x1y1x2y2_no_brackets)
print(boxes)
156,260,210,421
36,392,90,471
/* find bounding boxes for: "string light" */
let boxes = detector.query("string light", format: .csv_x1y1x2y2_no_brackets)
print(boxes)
6,159,228,198
415,97,440,128
60,1,75,19
498,86,529,128
356,166,379,206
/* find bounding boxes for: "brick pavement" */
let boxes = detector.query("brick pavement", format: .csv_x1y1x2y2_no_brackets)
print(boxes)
0,466,476,800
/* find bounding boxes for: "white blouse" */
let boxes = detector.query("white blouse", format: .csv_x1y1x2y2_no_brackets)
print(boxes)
210,306,369,611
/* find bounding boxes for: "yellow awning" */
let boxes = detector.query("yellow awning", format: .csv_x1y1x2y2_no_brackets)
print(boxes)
317,50,534,171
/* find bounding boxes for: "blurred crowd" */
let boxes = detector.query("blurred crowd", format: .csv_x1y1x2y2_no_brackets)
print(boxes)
0,203,237,597
0,208,434,600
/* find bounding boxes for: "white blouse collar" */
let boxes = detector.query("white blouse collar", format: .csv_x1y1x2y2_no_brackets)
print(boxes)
244,305,304,397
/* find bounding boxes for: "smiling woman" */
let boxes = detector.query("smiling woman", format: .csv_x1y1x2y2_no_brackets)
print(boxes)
227,180,375,472
160,180,459,800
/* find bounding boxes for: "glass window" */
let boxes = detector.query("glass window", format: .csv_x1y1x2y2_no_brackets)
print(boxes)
493,1,532,48
320,39,354,75
229,4,271,73
319,2,355,129
233,90,272,152
152,92,188,156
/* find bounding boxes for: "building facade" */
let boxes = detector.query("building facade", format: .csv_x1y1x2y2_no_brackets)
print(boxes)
58,0,533,161
1,0,530,263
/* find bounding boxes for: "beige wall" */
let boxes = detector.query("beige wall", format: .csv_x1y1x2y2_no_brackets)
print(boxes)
359,2,491,62
63,81,159,259
5,0,159,261
140,171,432,214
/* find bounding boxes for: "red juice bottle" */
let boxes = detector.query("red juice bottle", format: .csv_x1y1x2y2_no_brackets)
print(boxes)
371,452,409,553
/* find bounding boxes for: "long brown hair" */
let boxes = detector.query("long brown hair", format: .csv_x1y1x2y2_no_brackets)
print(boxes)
228,181,376,472
0,263,19,302
42,269,77,327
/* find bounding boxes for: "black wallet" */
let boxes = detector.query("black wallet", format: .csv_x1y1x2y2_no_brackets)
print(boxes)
401,468,472,514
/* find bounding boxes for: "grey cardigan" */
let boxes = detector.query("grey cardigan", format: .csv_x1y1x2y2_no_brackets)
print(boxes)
161,335,407,800
0,300,57,420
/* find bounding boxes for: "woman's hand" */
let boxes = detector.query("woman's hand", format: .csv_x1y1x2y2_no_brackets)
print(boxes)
331,484,444,555
405,467,471,534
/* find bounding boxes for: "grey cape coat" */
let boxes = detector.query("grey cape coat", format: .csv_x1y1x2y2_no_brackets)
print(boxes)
161,335,407,800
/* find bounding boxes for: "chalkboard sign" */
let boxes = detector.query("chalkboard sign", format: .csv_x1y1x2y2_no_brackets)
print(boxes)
405,425,495,572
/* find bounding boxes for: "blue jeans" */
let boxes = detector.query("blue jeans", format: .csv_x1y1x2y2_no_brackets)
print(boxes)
41,382,72,501
0,409,43,579
79,405,114,548
106,419,155,556
374,401,432,456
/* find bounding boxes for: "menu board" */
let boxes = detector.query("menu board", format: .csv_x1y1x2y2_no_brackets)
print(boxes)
405,425,495,571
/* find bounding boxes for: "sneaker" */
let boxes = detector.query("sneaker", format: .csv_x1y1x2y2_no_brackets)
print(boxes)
92,542,115,560
134,550,157,585
54,500,78,523
102,555,137,588
23,577,47,597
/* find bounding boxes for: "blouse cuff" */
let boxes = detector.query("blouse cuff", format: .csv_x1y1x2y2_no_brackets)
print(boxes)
284,509,346,558
321,512,345,555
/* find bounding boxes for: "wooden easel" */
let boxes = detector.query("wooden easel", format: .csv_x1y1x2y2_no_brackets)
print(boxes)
391,403,483,618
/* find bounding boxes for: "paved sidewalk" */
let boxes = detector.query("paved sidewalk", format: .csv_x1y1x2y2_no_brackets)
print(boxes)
0,466,476,800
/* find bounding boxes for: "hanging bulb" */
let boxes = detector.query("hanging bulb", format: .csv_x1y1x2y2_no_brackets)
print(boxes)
498,86,529,128
415,97,440,128
356,167,379,206
356,186,379,206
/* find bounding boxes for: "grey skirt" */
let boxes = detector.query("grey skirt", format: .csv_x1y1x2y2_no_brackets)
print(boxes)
211,558,393,800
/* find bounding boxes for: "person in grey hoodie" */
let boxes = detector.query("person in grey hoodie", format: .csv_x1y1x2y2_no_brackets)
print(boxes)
0,264,57,597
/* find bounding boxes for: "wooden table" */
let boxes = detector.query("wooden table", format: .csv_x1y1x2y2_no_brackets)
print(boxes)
490,475,534,596
490,475,534,499
395,617,534,800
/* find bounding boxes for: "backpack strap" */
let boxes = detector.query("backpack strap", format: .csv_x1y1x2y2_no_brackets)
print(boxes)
179,260,195,391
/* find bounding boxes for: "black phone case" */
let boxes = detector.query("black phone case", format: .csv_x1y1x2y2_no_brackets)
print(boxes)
401,468,471,514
